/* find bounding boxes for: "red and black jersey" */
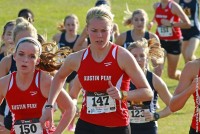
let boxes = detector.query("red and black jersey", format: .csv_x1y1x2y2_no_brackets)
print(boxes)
5,70,53,134
155,1,182,40
77,43,130,127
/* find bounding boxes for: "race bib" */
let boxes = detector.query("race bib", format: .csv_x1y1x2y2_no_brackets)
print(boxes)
128,102,150,123
157,26,173,37
14,119,43,134
86,92,116,114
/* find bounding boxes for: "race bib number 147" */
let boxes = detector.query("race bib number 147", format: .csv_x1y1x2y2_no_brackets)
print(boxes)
87,92,116,114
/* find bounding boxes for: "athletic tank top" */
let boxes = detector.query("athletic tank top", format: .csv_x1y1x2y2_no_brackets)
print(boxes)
128,71,158,128
58,32,79,49
155,1,182,40
179,0,200,33
5,70,50,134
77,43,130,127
129,70,158,112
191,67,200,131
123,30,150,48
4,55,17,117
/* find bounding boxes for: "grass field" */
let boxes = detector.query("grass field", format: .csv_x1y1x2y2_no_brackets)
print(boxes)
0,0,199,134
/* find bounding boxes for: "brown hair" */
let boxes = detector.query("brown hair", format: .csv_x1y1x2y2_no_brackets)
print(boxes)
2,20,16,36
123,9,148,27
37,42,72,72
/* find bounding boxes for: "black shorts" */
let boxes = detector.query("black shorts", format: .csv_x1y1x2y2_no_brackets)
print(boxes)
160,40,182,55
182,28,200,41
182,34,200,41
75,119,130,134
130,122,157,134
66,71,77,83
189,127,200,134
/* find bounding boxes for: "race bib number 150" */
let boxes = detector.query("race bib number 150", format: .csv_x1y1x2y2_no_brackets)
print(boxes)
14,119,43,134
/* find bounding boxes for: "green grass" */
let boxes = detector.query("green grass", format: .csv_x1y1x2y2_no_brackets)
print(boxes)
0,0,199,134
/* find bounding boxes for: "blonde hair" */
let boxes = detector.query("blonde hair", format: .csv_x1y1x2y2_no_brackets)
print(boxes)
13,17,37,42
128,38,164,63
127,38,149,53
123,8,148,27
86,6,114,25
57,14,79,32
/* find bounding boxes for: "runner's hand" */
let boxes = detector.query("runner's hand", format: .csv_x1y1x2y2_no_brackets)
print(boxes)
40,108,54,129
107,81,122,100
